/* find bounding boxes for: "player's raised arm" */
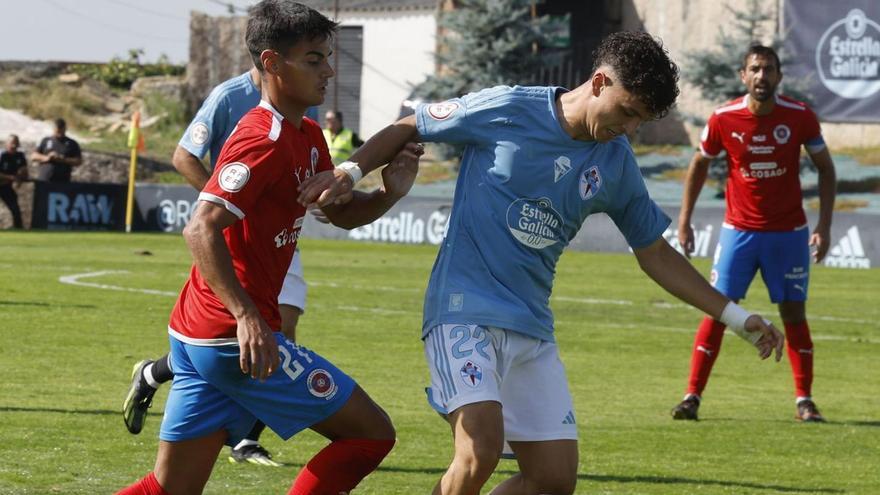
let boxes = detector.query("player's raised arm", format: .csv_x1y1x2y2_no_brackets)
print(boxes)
183,201,279,380
319,142,423,229
633,236,784,361
297,114,420,207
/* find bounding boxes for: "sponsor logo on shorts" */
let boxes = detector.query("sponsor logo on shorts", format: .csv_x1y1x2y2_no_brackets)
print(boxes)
459,361,483,388
218,162,250,192
190,122,210,145
427,101,460,120
307,369,338,399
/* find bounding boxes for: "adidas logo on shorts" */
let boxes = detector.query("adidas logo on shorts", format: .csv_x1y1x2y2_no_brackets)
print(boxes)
824,226,871,269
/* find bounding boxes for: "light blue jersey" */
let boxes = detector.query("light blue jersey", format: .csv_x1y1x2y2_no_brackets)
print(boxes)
178,71,320,169
417,86,670,342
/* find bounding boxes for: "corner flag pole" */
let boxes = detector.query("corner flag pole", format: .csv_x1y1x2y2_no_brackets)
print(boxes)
125,111,144,233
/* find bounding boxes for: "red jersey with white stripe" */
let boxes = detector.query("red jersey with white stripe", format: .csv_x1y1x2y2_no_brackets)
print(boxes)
700,94,825,231
169,101,332,343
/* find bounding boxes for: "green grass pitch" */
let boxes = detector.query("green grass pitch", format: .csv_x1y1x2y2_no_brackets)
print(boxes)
0,231,878,494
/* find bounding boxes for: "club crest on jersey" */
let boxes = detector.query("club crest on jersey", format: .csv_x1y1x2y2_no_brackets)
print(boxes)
307,369,338,399
773,125,791,144
310,146,319,168
579,166,602,200
190,122,209,145
506,197,563,249
218,162,250,192
554,156,572,182
459,361,483,388
427,101,460,120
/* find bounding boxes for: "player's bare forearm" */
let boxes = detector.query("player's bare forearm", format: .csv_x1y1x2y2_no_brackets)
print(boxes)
678,152,711,228
183,203,258,319
321,189,398,229
810,148,836,231
348,114,420,175
634,237,729,319
173,146,211,191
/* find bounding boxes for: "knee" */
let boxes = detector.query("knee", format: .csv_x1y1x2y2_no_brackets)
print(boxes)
452,439,502,481
524,471,577,495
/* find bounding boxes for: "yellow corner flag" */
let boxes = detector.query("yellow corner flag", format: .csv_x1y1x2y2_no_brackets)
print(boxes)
125,111,144,233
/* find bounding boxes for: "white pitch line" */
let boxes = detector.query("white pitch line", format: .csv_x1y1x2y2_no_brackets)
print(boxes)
58,270,178,297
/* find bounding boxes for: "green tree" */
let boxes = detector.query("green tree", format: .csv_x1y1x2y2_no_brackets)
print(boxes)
412,0,555,101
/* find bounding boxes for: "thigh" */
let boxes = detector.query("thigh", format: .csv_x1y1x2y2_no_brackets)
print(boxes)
154,432,227,495
193,333,357,442
160,337,255,447
759,228,810,304
712,226,760,300
278,248,307,311
423,324,502,416
500,335,577,442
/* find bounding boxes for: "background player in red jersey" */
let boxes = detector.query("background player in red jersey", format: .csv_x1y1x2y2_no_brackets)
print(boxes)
116,2,422,494
672,45,837,422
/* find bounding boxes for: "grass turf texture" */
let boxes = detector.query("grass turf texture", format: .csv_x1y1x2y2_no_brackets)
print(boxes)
0,231,878,494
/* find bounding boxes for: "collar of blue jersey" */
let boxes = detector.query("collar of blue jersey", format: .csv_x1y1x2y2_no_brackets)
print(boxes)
258,100,284,122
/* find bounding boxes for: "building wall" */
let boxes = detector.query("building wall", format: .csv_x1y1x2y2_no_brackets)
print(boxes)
332,11,437,138
623,0,880,147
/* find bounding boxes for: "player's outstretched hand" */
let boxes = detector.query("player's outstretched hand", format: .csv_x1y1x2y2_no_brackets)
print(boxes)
743,315,784,362
236,312,279,381
677,222,695,258
298,168,354,207
382,142,424,200
308,202,331,224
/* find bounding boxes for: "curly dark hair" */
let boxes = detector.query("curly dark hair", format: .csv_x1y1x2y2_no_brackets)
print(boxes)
591,31,680,119
246,0,338,72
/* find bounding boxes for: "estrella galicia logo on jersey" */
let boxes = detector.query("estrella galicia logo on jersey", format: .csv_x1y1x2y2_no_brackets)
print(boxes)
307,369,338,399
506,197,563,249
218,162,250,192
427,101,460,120
190,122,209,145
579,166,602,200
274,216,304,248
460,361,483,388
310,146,319,169
815,9,880,99
773,125,791,145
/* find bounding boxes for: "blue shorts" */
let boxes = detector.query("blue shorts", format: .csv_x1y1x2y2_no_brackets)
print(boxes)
160,333,355,446
710,224,810,304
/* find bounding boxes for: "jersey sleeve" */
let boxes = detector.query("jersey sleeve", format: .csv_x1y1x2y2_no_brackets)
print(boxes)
198,134,281,219
607,152,671,249
68,139,82,158
801,107,826,154
36,137,48,154
415,87,507,145
699,112,724,158
179,90,230,160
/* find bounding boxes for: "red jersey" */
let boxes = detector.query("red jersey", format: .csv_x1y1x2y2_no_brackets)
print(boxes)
169,101,332,343
700,94,826,231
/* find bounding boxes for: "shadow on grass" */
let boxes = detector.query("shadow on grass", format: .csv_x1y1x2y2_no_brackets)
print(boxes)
0,405,143,416
0,300,97,309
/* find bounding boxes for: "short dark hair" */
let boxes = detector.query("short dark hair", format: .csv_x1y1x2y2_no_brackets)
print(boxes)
741,44,781,72
55,118,66,129
246,0,338,71
591,31,680,119
327,110,343,122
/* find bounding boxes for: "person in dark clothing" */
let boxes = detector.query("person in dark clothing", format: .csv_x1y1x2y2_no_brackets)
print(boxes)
32,119,82,183
0,134,28,229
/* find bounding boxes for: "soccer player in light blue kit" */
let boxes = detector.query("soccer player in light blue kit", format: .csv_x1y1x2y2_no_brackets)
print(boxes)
123,65,321,466
300,31,785,495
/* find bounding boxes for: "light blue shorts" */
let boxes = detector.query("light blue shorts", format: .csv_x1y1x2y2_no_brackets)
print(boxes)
160,333,355,446
711,225,810,303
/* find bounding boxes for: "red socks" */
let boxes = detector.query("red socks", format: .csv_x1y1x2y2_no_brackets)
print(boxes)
289,438,395,495
685,317,727,397
784,321,814,398
116,472,169,495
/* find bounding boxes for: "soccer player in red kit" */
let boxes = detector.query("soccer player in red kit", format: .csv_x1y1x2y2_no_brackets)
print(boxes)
671,45,837,422
116,2,423,494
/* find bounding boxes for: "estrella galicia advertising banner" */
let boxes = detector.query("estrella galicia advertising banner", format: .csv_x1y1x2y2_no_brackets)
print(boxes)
31,181,126,231
784,1,880,122
128,184,878,270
